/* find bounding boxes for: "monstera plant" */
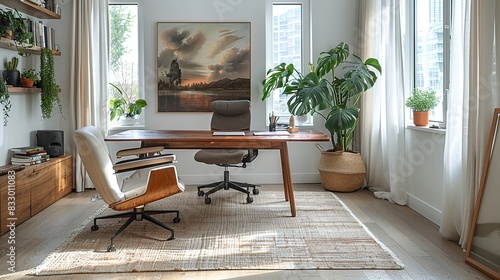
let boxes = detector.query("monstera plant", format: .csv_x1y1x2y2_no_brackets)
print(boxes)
262,42,382,152
262,42,382,192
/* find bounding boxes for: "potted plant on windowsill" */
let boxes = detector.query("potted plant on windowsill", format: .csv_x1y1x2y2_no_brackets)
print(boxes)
262,42,382,192
405,88,440,126
109,82,147,125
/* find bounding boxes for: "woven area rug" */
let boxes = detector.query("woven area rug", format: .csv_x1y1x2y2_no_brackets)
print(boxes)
34,191,404,275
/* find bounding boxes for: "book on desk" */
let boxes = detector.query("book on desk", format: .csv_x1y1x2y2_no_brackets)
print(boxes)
253,131,290,136
212,131,246,136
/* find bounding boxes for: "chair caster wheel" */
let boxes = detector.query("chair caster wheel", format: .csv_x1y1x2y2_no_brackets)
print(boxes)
173,217,180,223
247,196,253,203
107,245,116,252
91,225,99,231
253,188,259,195
198,190,205,197
205,197,211,204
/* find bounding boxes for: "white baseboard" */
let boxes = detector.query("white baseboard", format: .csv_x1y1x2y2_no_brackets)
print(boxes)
407,193,442,227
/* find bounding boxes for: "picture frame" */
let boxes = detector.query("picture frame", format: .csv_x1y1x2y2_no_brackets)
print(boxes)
156,22,251,112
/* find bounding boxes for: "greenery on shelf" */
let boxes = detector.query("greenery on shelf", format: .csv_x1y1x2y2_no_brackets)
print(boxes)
4,57,18,70
0,8,33,56
0,78,11,126
40,47,61,119
21,68,37,80
109,82,147,121
405,88,440,112
262,42,382,152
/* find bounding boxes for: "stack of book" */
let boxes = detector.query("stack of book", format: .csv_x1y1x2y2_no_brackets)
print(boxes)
10,146,50,166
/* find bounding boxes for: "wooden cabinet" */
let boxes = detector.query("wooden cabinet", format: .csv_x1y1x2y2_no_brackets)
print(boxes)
0,155,72,235
0,171,31,233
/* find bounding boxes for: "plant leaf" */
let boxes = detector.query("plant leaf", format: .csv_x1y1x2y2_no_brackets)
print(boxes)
325,107,360,132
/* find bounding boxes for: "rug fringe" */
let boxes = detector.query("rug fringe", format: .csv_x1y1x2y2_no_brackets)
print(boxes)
31,204,109,276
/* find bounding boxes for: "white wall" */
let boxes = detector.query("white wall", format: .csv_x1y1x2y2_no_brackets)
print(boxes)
114,0,358,185
404,128,445,226
0,2,72,165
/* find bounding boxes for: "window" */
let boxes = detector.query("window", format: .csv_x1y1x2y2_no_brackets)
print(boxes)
413,0,451,124
265,0,311,125
108,2,143,126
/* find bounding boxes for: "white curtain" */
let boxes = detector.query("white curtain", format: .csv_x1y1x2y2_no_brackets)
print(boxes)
440,0,500,247
357,0,407,205
70,0,109,192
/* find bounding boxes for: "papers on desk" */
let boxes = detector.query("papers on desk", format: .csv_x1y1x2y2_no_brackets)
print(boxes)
212,131,246,136
253,131,290,136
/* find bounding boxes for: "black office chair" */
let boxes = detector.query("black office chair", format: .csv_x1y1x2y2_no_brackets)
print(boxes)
195,100,259,204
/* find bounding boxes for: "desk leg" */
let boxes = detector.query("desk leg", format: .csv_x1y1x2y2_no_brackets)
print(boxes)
279,142,296,217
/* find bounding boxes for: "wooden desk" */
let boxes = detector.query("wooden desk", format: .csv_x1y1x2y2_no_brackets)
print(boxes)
105,130,329,217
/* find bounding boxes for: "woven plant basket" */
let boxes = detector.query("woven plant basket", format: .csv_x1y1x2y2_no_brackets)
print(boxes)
316,144,367,192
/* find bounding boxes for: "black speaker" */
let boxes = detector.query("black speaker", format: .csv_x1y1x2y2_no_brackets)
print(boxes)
37,130,64,157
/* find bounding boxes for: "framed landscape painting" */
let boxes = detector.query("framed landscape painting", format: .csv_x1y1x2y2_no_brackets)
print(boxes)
156,22,251,112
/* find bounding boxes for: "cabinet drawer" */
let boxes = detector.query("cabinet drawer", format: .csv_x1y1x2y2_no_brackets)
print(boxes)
0,172,30,235
28,164,57,215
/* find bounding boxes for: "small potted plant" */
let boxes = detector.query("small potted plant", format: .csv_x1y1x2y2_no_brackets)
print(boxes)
20,68,37,87
3,57,20,87
109,82,147,125
405,88,440,126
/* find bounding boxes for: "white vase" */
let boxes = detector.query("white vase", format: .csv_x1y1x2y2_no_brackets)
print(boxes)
120,116,137,126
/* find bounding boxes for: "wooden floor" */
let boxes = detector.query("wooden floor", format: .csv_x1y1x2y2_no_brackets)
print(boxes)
0,184,490,280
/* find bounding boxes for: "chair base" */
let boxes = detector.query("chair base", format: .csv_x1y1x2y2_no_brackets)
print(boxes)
197,169,259,204
91,206,180,252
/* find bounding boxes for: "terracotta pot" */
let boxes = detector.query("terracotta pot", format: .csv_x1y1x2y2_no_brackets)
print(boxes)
20,78,35,87
316,145,366,192
413,111,429,126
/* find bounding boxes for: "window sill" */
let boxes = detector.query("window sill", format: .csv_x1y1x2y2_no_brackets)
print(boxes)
108,124,145,133
405,124,446,135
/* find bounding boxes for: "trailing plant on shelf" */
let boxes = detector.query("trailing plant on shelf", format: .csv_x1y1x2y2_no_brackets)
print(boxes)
109,82,147,122
40,48,61,119
0,78,11,126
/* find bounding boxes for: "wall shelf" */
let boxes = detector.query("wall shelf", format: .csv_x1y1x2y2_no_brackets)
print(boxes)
0,0,60,19
0,37,61,56
8,86,61,94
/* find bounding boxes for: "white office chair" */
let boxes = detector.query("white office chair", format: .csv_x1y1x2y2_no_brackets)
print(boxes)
73,126,185,252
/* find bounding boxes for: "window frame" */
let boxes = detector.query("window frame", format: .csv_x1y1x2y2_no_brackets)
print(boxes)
265,0,311,126
410,0,451,128
108,0,145,127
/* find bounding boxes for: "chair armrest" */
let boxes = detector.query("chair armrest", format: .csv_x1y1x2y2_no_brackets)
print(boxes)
113,153,176,173
110,165,184,211
116,146,165,158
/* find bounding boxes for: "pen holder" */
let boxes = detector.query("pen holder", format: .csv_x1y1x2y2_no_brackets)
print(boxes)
269,124,276,132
